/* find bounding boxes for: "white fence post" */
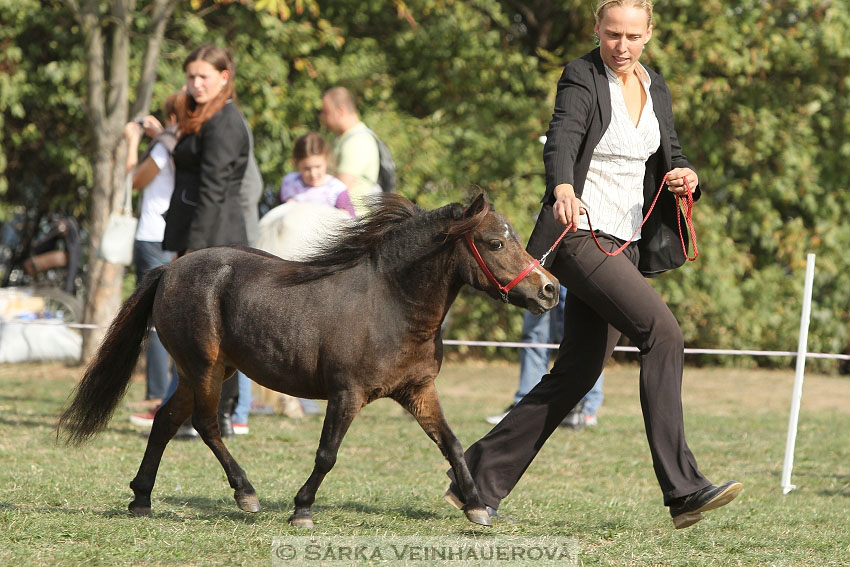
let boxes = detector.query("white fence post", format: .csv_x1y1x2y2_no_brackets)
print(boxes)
781,253,816,495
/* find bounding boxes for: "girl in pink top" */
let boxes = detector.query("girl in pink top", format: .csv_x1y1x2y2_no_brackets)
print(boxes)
279,132,355,217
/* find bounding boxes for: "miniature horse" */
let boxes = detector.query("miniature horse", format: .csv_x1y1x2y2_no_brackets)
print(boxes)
58,193,559,528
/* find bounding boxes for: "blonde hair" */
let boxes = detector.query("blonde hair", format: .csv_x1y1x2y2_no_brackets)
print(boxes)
594,0,654,27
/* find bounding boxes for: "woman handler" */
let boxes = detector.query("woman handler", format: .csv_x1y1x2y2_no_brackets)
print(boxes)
446,0,741,529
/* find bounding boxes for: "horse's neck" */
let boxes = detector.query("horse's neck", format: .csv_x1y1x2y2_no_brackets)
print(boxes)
377,235,463,335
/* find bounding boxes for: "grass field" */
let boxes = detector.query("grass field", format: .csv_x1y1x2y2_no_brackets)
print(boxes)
1,360,848,566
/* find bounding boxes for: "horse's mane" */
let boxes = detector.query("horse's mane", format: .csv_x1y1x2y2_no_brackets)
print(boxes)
277,193,489,285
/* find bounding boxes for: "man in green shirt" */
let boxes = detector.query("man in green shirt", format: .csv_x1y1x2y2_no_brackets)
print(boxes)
320,87,381,217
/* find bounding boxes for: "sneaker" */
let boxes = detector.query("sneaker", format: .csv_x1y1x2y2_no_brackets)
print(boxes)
174,423,199,440
129,408,158,428
560,400,587,429
584,413,598,427
126,398,162,410
669,481,743,529
485,404,516,425
233,423,249,435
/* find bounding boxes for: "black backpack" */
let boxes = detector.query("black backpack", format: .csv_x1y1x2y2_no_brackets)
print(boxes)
367,128,397,193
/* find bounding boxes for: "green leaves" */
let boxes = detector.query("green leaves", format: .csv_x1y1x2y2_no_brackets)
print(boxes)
2,0,849,366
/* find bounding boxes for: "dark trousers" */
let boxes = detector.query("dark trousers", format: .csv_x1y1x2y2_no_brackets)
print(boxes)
459,229,711,508
133,240,176,400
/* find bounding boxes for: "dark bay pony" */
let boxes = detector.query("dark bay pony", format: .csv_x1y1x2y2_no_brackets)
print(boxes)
58,193,558,528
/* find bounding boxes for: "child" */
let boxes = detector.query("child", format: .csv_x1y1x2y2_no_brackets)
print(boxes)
279,132,355,217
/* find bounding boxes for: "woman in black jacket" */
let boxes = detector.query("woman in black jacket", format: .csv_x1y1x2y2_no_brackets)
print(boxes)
446,0,741,530
163,45,250,254
162,45,252,438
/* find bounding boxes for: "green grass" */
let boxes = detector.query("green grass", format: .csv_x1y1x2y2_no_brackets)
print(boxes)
1,361,848,566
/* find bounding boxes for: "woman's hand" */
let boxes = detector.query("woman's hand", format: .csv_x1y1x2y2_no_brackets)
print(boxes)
666,168,699,195
140,115,164,138
552,183,584,230
123,121,143,142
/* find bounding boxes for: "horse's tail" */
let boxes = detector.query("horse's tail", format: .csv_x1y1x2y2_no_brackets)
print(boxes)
57,265,168,445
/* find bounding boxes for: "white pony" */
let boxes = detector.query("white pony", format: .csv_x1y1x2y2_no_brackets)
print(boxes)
251,201,354,416
253,201,353,261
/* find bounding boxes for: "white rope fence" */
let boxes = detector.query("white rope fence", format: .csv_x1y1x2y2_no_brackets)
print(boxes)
1,255,842,493
442,340,850,361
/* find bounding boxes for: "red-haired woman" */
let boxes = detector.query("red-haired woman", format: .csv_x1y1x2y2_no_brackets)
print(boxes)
164,45,251,254
163,45,254,438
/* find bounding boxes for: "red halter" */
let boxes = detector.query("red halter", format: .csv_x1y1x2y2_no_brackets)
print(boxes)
463,233,541,303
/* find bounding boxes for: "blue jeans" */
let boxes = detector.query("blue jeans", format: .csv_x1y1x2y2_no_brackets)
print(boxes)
133,240,176,400
514,286,604,416
232,372,252,424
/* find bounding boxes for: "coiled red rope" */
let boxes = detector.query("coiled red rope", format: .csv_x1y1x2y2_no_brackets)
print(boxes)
543,172,698,263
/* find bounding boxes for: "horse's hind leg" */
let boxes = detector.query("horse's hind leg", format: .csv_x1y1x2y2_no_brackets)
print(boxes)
192,368,260,513
129,379,194,516
290,392,362,529
394,381,491,526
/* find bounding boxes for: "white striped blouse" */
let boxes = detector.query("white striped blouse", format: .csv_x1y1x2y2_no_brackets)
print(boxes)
578,63,661,240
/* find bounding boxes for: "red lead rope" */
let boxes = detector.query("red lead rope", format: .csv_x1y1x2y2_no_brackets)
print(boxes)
464,175,697,302
542,172,699,263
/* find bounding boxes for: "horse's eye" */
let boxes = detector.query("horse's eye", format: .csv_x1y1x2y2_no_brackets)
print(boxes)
489,239,504,250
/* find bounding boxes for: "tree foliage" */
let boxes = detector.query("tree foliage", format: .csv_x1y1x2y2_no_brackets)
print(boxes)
1,0,848,369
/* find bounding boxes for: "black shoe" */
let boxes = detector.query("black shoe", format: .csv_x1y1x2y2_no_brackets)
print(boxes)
669,481,743,529
219,413,234,438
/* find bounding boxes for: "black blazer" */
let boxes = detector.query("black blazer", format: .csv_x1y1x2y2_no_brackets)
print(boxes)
527,49,701,276
163,100,250,252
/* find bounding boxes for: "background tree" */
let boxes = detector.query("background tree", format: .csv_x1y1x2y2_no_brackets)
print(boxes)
2,0,848,370
56,0,179,361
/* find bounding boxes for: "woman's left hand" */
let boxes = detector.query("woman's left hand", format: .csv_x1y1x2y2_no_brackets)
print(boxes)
666,168,698,195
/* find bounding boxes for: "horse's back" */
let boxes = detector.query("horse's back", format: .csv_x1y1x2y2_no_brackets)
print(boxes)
150,246,411,398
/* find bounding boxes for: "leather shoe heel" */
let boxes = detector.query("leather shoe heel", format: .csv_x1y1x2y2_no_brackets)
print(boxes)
444,482,464,510
670,481,743,529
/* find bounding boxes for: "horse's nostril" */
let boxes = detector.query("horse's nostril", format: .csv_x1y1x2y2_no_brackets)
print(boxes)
544,283,556,297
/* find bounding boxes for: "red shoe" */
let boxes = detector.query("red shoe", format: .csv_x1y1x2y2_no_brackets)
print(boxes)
129,406,159,428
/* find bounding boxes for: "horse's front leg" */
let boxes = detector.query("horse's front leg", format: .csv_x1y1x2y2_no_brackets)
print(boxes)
289,391,362,529
394,381,491,527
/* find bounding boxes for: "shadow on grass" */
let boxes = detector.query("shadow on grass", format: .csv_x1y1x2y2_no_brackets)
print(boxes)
2,499,273,524
0,393,61,404
152,495,445,523
0,416,56,428
333,499,442,521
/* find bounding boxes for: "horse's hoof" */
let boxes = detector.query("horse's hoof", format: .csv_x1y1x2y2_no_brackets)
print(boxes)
464,507,492,527
288,514,314,529
128,503,153,517
235,492,261,513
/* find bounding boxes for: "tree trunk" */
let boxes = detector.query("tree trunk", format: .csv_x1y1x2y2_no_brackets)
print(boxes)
81,145,127,362
63,0,179,363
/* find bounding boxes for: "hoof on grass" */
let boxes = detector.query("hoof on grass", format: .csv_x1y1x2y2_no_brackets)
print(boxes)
129,504,153,517
235,492,261,513
288,514,314,529
464,507,492,527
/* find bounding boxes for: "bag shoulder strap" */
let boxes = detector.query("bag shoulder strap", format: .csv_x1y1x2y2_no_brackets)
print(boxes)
122,174,134,214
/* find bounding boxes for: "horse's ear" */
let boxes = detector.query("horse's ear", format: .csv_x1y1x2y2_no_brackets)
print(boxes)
465,193,489,218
